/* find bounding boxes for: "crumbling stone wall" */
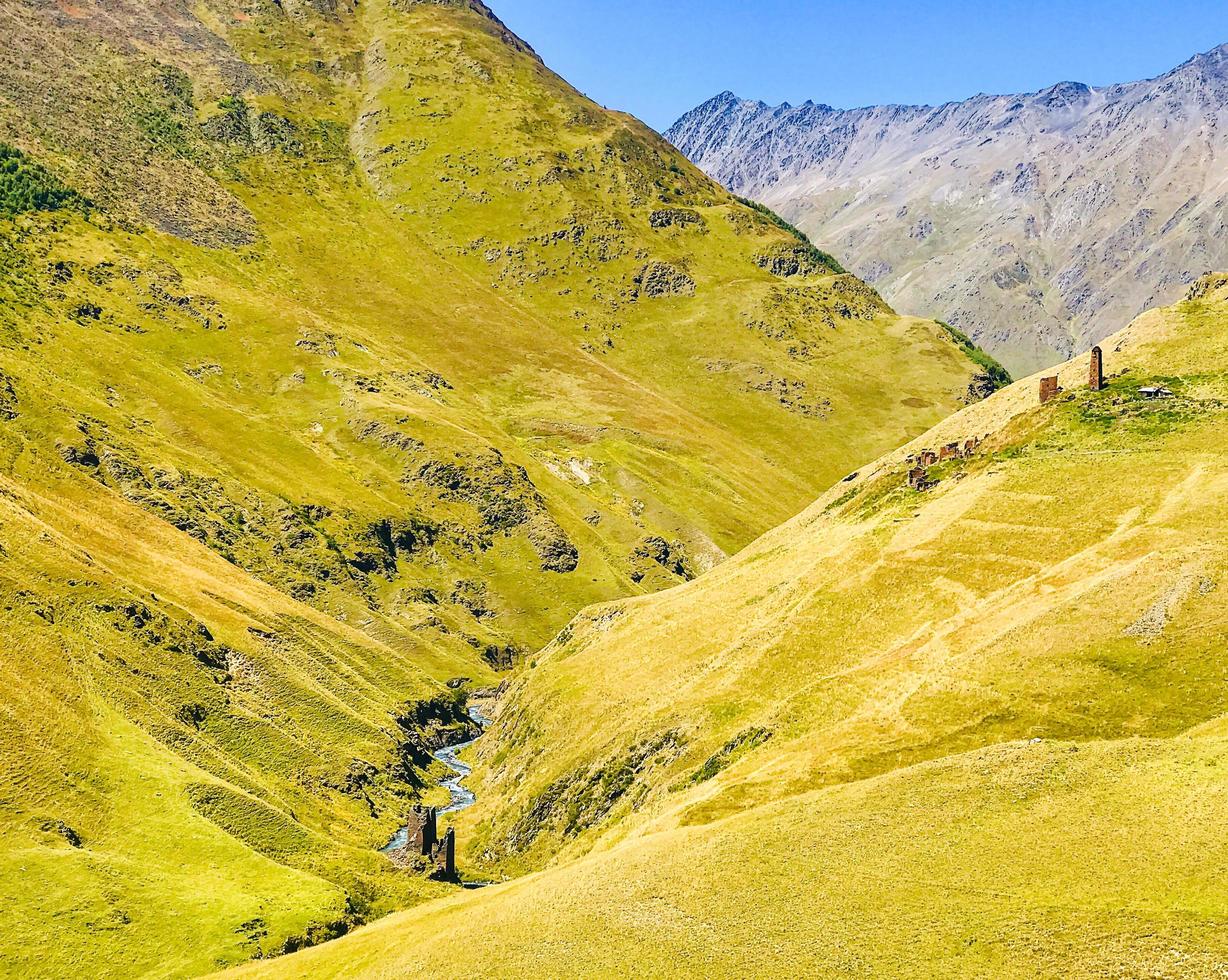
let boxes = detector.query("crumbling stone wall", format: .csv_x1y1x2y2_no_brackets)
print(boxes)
433,827,456,881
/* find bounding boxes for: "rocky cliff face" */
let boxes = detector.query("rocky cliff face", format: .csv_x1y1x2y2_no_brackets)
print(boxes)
668,45,1228,374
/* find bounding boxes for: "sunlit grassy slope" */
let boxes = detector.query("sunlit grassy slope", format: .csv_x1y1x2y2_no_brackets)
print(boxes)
0,0,986,974
237,277,1228,977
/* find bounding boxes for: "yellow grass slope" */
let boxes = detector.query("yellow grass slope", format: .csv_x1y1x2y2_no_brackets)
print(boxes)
0,452,463,977
232,736,1228,979
236,278,1228,976
0,0,991,972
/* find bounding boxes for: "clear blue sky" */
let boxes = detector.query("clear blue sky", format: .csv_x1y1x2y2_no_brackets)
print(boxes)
492,0,1228,131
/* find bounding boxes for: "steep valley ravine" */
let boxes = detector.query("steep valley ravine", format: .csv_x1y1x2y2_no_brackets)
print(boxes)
381,703,494,882
9,1,1228,977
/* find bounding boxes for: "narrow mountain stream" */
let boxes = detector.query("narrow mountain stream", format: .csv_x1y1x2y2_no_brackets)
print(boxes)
381,703,493,853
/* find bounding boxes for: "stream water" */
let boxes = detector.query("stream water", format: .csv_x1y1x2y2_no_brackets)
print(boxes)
381,704,492,853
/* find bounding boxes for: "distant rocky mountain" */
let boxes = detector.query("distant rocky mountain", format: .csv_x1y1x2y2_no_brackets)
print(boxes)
668,44,1228,374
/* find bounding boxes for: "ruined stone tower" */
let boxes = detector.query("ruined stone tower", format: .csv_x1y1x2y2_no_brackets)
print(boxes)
391,805,457,881
437,826,456,881
1039,376,1060,404
405,804,437,856
1089,346,1104,391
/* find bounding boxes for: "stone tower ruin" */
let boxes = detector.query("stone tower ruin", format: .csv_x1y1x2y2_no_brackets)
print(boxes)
405,804,437,856
438,826,456,880
390,805,458,882
1089,346,1104,391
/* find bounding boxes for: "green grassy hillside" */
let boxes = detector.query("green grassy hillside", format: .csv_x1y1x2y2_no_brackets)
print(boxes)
232,275,1228,976
459,274,1228,873
0,0,986,974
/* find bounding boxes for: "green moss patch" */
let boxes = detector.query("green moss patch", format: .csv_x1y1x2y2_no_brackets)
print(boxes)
0,143,89,217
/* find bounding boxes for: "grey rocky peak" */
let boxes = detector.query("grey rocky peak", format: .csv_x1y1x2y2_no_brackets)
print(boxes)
667,44,1228,375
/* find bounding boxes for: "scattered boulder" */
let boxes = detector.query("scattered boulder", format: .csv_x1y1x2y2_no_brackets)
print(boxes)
633,261,695,299
40,819,82,847
184,363,223,381
910,216,935,240
0,372,18,421
649,207,704,229
744,370,830,417
295,328,339,357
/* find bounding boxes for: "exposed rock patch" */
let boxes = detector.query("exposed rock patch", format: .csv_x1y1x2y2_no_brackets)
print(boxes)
633,261,695,299
629,535,694,583
649,207,704,229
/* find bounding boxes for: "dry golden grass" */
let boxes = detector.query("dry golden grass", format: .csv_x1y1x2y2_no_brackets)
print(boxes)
233,278,1228,977
0,0,990,974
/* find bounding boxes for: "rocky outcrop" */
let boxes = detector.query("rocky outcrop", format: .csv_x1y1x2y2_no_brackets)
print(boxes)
0,371,18,421
629,535,694,583
668,45,1228,374
633,261,696,299
753,241,841,279
409,449,579,573
649,207,704,229
1186,272,1228,301
497,730,685,855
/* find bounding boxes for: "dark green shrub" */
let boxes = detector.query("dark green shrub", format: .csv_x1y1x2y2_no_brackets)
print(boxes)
0,143,89,217
936,320,1012,389
735,194,846,274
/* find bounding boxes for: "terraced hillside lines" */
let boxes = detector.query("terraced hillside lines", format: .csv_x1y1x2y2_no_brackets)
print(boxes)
230,276,1228,974
0,0,992,973
0,467,455,977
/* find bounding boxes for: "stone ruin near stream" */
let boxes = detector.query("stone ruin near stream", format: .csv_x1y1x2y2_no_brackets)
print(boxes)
388,805,457,882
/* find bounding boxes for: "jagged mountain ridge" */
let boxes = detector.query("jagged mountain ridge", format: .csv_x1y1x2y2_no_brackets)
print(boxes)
668,44,1228,374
